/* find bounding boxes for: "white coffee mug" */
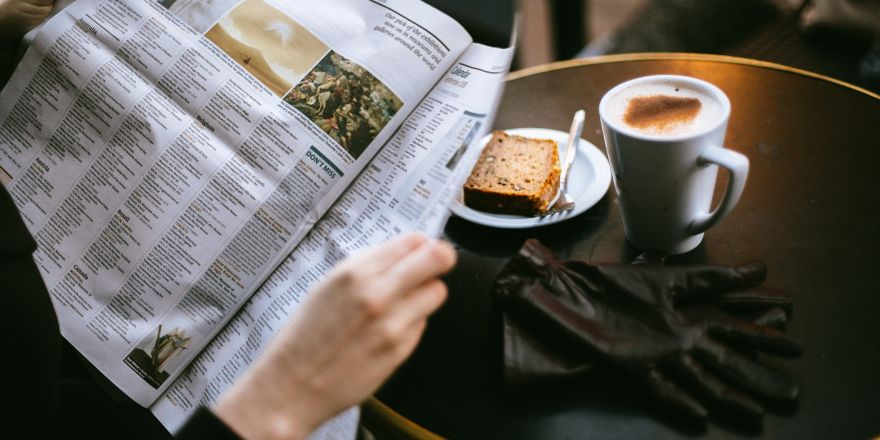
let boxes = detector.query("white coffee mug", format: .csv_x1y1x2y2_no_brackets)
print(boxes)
598,75,748,255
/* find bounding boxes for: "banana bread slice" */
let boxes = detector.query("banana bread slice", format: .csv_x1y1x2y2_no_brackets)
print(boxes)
463,131,560,216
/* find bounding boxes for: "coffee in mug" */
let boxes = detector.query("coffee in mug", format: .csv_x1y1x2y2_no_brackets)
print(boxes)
606,81,725,137
599,75,748,255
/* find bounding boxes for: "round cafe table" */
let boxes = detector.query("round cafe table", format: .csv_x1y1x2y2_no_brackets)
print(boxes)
372,54,880,439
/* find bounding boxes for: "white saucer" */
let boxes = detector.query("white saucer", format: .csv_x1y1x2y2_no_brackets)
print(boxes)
450,128,612,229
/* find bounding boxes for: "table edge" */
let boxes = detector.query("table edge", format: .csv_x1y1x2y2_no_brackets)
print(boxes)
362,396,444,439
506,53,880,101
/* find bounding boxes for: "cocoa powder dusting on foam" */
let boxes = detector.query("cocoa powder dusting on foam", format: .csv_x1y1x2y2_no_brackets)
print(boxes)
623,94,701,134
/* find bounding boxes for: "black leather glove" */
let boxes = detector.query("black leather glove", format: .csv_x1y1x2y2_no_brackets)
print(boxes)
493,239,801,423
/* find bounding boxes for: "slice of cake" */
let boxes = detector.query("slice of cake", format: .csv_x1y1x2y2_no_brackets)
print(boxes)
463,131,560,216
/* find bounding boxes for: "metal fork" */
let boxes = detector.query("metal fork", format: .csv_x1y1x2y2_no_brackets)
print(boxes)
543,109,585,216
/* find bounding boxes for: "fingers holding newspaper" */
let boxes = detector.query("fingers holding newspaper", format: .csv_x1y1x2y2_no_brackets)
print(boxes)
215,233,456,440
0,0,55,37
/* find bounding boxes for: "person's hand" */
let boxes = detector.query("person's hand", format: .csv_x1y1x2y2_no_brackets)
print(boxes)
0,0,55,39
494,239,801,425
214,233,456,440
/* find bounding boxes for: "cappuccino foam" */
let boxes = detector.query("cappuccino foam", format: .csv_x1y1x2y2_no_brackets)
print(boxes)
608,81,723,137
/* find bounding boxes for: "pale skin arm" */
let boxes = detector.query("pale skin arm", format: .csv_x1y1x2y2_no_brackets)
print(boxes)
214,234,456,440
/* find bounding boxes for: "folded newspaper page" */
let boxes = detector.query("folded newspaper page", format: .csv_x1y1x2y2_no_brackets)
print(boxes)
0,0,513,436
153,41,513,435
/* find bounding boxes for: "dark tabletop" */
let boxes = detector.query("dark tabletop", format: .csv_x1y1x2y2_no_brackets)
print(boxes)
376,54,880,439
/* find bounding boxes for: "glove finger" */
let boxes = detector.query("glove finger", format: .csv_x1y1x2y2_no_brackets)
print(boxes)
641,367,708,422
695,337,800,402
745,307,789,329
493,240,558,301
670,261,767,301
710,287,793,314
664,354,764,422
682,304,790,329
704,314,802,357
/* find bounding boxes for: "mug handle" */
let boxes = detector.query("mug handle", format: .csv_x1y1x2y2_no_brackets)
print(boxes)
687,146,749,235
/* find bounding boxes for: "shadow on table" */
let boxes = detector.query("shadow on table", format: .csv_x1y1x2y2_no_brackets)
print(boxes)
445,195,716,266
496,362,800,438
444,196,612,260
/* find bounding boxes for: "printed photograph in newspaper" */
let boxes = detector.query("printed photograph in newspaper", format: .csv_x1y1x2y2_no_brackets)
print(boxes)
124,323,193,389
205,0,329,96
284,51,403,159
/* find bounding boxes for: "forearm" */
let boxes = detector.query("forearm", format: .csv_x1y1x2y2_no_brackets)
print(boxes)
213,367,314,440
211,331,348,440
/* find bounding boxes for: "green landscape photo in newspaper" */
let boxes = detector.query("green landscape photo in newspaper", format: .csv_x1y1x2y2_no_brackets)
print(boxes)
205,0,329,97
284,51,404,160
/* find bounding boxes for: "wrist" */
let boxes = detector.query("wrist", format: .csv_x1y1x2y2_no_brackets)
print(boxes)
214,368,317,440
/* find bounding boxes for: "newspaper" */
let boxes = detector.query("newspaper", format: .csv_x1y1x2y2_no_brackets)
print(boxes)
0,0,513,436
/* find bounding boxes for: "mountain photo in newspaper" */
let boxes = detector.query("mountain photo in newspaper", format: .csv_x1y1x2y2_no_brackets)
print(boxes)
285,51,404,159
205,0,329,97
